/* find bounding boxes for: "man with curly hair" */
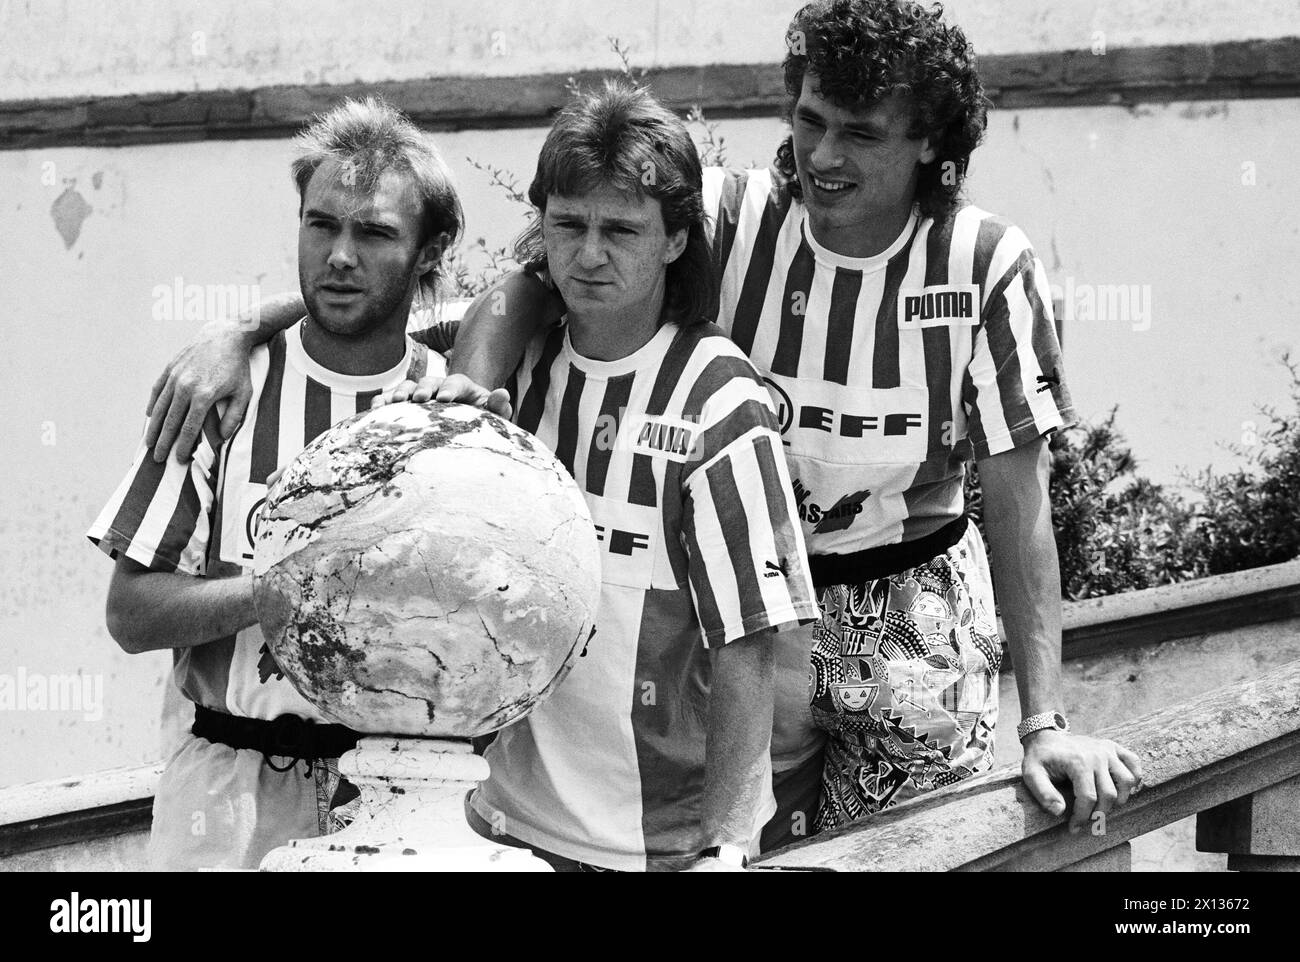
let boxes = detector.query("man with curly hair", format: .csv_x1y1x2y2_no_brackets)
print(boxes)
143,0,1141,854
713,0,1143,842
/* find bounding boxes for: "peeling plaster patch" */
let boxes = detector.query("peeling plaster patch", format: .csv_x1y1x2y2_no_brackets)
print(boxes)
1179,102,1229,120
50,183,91,249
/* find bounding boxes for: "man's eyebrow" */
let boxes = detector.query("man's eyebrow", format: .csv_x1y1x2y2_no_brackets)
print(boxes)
546,205,647,230
548,209,646,228
796,103,887,135
843,118,888,135
303,208,400,232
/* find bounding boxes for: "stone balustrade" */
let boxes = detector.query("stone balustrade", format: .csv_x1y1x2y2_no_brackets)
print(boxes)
756,658,1300,871
3,560,1298,872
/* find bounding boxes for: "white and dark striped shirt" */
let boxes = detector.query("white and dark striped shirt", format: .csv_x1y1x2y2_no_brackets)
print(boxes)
704,166,1076,557
472,318,819,870
87,321,435,721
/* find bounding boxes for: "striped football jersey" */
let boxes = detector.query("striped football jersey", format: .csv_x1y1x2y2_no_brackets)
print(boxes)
703,166,1076,557
471,319,819,870
87,321,437,721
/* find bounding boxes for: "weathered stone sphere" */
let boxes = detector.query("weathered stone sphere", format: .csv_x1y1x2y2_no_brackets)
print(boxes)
252,401,600,738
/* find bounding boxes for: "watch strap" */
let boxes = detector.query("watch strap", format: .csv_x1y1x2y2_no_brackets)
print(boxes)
1017,710,1070,741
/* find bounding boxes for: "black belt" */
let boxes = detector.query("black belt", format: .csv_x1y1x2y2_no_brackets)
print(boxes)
192,704,361,767
808,515,969,591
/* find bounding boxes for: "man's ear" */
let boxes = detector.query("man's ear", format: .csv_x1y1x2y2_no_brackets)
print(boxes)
918,136,937,167
416,231,449,276
664,228,688,265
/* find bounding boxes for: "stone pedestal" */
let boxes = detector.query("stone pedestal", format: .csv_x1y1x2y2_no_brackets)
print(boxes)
260,738,550,872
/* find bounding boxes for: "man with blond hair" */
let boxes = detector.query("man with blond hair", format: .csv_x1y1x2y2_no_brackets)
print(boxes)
88,97,460,869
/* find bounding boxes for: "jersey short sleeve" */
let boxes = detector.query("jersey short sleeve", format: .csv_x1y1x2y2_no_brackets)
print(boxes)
702,166,728,244
702,165,758,290
412,319,459,355
962,226,1077,459
678,355,819,646
86,413,224,575
409,296,473,356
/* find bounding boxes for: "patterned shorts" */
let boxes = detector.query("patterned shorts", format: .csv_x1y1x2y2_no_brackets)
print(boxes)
810,524,1001,832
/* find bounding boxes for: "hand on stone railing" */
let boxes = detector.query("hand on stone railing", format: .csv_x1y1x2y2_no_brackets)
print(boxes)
374,373,512,420
1021,730,1144,834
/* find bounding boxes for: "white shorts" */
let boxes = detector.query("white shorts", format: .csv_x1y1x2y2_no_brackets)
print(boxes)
148,730,339,871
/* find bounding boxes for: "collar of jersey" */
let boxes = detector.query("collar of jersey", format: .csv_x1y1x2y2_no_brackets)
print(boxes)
560,316,678,379
286,318,415,391
799,203,920,273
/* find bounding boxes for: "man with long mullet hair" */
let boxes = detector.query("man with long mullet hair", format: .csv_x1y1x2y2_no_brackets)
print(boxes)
454,81,818,871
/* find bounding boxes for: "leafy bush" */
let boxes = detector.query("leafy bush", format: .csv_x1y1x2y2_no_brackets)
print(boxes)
966,358,1300,600
1181,356,1300,575
442,159,526,300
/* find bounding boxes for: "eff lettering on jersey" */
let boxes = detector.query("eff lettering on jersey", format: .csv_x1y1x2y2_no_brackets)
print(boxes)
763,373,929,465
624,413,699,463
585,493,660,590
898,284,979,329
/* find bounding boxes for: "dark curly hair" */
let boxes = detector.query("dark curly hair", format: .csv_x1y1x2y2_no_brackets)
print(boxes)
513,79,717,327
775,0,988,221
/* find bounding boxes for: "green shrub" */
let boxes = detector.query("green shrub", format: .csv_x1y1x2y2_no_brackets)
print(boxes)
966,359,1300,600
1181,356,1300,575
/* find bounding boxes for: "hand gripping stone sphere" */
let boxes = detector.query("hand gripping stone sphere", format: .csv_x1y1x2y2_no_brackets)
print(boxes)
251,401,601,738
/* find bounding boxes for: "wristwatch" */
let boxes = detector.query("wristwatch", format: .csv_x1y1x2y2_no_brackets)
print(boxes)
699,844,749,868
1017,710,1070,742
